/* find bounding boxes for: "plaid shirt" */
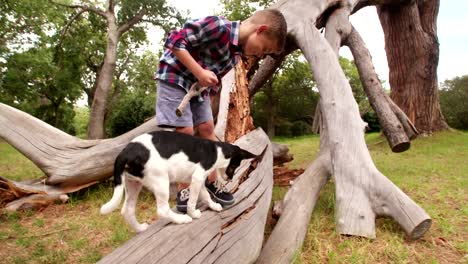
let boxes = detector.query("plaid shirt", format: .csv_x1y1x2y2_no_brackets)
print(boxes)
155,16,241,94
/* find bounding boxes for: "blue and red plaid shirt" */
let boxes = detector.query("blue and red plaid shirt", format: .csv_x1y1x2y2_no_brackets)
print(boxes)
155,16,242,94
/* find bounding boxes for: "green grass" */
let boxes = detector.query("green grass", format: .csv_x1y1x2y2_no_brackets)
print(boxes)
0,131,467,263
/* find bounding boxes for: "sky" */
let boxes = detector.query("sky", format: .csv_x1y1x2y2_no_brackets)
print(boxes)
146,0,468,87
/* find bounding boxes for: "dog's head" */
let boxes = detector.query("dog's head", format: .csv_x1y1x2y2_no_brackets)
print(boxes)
222,145,257,180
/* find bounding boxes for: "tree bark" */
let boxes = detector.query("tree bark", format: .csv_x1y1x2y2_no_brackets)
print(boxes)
87,14,119,139
377,0,448,135
0,103,159,188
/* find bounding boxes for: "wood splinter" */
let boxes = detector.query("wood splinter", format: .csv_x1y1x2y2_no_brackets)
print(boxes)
175,82,209,117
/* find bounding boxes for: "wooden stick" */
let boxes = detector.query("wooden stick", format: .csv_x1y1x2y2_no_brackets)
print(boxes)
175,82,209,117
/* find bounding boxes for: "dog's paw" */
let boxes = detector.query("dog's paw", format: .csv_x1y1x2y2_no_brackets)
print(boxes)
188,209,202,219
209,202,223,212
173,214,193,224
136,223,149,233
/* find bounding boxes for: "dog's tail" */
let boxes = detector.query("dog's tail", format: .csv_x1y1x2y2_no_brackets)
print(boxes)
100,150,127,215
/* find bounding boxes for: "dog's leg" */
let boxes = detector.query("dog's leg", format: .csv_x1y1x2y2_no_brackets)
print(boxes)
121,177,148,233
187,168,206,219
199,185,222,212
147,175,192,224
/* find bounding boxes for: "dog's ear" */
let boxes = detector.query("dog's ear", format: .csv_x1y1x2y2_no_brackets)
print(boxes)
240,149,257,160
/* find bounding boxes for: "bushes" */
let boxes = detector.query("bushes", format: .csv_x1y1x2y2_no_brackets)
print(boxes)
106,91,155,137
440,75,468,130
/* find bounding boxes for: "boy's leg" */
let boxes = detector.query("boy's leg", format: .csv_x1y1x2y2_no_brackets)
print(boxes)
155,81,196,212
192,97,235,207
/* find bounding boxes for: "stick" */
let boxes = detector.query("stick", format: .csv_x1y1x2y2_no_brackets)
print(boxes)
175,82,209,117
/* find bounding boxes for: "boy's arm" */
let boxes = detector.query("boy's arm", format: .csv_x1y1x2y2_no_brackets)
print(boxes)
172,49,218,87
164,16,228,87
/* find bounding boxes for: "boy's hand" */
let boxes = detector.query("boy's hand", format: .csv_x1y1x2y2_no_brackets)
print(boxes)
196,69,218,87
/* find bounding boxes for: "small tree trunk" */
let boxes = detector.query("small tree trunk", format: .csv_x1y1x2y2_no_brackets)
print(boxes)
377,0,448,135
87,16,119,139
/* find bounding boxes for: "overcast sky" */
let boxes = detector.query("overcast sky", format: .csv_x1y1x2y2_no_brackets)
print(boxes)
146,0,468,86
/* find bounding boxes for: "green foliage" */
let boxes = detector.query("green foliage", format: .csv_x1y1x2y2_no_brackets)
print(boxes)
74,106,90,138
252,55,372,137
252,52,318,137
106,90,155,137
440,75,468,130
220,0,273,21
0,0,181,137
106,51,158,137
1,45,82,134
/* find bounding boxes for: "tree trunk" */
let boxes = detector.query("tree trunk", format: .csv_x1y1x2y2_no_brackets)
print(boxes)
87,15,119,139
377,0,448,135
297,14,431,240
258,1,431,262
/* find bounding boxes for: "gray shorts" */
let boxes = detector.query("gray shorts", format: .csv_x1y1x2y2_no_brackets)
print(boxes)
155,80,213,128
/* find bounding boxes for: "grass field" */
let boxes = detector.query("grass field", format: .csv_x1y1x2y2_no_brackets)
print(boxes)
0,131,467,263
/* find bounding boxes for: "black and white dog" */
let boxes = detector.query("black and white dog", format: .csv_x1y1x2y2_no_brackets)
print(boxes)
100,131,256,232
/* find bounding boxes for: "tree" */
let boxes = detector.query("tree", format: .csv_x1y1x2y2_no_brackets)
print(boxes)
377,0,448,135
439,75,468,129
1,46,83,134
106,51,159,137
1,0,436,263
53,0,182,139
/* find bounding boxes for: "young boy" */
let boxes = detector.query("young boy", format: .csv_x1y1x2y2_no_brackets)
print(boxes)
154,9,287,212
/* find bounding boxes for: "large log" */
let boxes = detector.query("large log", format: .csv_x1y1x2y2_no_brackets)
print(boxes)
0,103,159,187
98,128,273,264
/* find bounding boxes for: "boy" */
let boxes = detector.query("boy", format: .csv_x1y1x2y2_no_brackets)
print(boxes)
154,9,287,212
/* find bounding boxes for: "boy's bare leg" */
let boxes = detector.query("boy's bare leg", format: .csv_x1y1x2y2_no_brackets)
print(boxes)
175,121,217,190
175,126,195,191
196,120,217,183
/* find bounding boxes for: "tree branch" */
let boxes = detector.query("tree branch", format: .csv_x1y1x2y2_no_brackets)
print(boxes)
108,0,115,13
56,9,87,49
50,0,107,18
117,8,147,37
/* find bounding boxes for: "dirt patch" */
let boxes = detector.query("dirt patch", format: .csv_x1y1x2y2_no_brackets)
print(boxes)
273,166,304,186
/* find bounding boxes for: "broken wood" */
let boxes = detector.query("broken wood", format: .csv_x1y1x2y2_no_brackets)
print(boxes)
175,82,209,117
214,59,255,143
345,25,416,152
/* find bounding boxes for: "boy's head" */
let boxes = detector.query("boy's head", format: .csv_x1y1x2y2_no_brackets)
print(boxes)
240,9,287,59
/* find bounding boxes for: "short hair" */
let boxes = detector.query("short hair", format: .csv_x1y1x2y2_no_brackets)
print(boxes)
247,9,287,53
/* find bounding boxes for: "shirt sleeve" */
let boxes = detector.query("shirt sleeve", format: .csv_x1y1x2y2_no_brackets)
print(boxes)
163,16,229,51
